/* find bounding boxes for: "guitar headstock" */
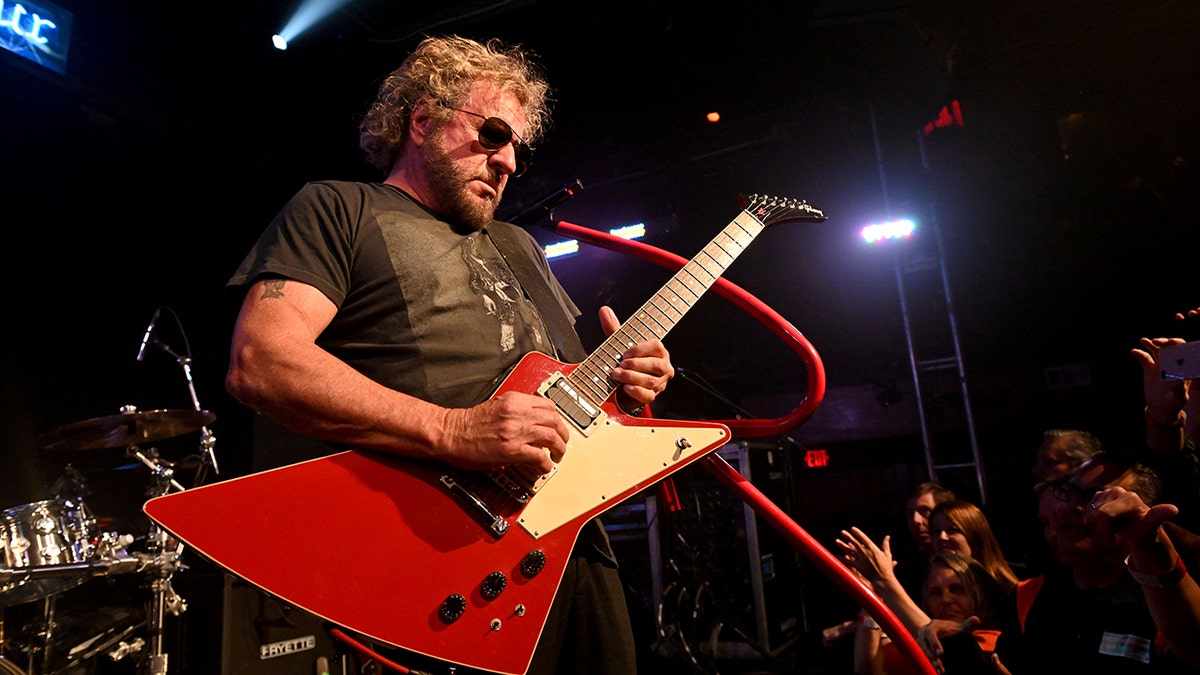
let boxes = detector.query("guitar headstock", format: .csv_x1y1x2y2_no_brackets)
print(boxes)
738,193,828,226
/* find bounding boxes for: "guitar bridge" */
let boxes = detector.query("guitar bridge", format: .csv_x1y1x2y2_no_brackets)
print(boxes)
440,475,509,537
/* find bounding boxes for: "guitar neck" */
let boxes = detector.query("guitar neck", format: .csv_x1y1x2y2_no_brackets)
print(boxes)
566,208,766,406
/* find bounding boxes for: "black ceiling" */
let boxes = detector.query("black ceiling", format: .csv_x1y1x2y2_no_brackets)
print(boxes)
4,0,1200,491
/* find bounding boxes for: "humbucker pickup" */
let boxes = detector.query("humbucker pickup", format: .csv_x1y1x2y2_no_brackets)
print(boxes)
540,374,602,434
489,464,558,501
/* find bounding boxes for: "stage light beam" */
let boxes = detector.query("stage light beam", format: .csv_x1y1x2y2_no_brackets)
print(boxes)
272,0,354,50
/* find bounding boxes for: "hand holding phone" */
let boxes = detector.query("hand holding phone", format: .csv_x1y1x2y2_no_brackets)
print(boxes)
1159,341,1200,380
937,630,991,675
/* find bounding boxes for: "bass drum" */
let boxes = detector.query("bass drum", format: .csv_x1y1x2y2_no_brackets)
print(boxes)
1,499,97,605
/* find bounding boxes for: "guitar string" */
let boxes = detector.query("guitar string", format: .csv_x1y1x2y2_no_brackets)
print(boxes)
561,197,794,410
565,216,761,408
570,211,761,391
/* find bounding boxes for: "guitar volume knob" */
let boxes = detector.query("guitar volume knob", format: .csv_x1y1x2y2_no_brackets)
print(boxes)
520,550,546,578
438,593,466,624
481,571,507,600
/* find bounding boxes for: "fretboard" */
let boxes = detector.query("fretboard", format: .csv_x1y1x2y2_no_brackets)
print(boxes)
566,209,766,407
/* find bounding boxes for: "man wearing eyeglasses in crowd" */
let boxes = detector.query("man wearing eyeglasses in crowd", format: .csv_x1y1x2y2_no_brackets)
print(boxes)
224,35,673,673
989,451,1200,674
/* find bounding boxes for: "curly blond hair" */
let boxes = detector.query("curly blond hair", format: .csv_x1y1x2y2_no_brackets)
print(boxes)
358,35,552,173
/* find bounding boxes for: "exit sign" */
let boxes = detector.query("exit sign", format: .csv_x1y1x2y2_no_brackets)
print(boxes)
1,0,72,74
804,449,829,468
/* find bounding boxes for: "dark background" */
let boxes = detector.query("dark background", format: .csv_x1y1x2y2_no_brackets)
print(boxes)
3,0,1200,671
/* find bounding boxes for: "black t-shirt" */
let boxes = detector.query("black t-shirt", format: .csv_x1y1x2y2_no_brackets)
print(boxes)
228,180,580,408
994,568,1191,674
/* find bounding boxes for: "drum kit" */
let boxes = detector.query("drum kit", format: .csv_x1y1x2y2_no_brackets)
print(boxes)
1,407,217,675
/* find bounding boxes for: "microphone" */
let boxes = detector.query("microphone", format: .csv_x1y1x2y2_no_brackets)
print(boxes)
136,308,161,362
508,179,584,228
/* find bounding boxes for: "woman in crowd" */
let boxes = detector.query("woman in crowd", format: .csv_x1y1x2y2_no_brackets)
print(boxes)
853,551,1006,675
929,499,1021,593
839,498,1018,673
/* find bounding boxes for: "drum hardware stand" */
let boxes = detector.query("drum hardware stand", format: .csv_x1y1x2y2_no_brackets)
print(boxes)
123,440,187,497
138,309,220,484
107,635,146,662
130,307,222,674
22,594,58,675
139,534,185,675
121,441,189,675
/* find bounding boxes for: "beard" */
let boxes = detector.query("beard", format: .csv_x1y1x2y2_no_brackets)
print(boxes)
422,134,504,231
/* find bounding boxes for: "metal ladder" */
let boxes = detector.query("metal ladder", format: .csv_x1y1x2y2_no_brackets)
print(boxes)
893,214,987,504
869,108,987,504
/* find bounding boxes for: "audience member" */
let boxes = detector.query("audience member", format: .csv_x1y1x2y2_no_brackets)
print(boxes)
1031,429,1103,485
822,482,956,647
989,451,1200,673
838,499,1020,673
1131,330,1200,585
853,552,1006,675
991,429,1101,580
899,483,959,593
929,500,1020,594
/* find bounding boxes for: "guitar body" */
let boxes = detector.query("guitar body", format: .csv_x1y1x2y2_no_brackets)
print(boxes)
144,353,730,674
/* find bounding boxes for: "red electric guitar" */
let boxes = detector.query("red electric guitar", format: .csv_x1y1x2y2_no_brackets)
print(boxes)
144,194,827,674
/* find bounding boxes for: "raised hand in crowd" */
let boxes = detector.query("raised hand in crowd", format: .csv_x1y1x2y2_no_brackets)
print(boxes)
838,528,901,591
1131,336,1191,454
837,528,936,639
1087,484,1200,667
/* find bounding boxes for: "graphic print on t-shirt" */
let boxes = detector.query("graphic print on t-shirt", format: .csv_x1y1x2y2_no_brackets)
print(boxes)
462,233,548,355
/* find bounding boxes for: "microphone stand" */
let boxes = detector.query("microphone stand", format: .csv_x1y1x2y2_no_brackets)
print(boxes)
674,367,758,420
145,333,220,483
505,179,584,228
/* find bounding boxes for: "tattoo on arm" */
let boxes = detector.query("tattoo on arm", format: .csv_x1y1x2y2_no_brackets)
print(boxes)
261,279,286,299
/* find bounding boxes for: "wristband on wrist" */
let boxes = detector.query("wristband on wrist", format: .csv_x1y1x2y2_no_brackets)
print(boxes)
1125,554,1187,587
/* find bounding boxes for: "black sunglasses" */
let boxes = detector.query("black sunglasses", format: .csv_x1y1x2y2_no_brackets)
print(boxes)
438,101,534,177
1049,478,1099,504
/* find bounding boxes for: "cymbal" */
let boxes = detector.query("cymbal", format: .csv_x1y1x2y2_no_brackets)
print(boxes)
38,409,216,451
